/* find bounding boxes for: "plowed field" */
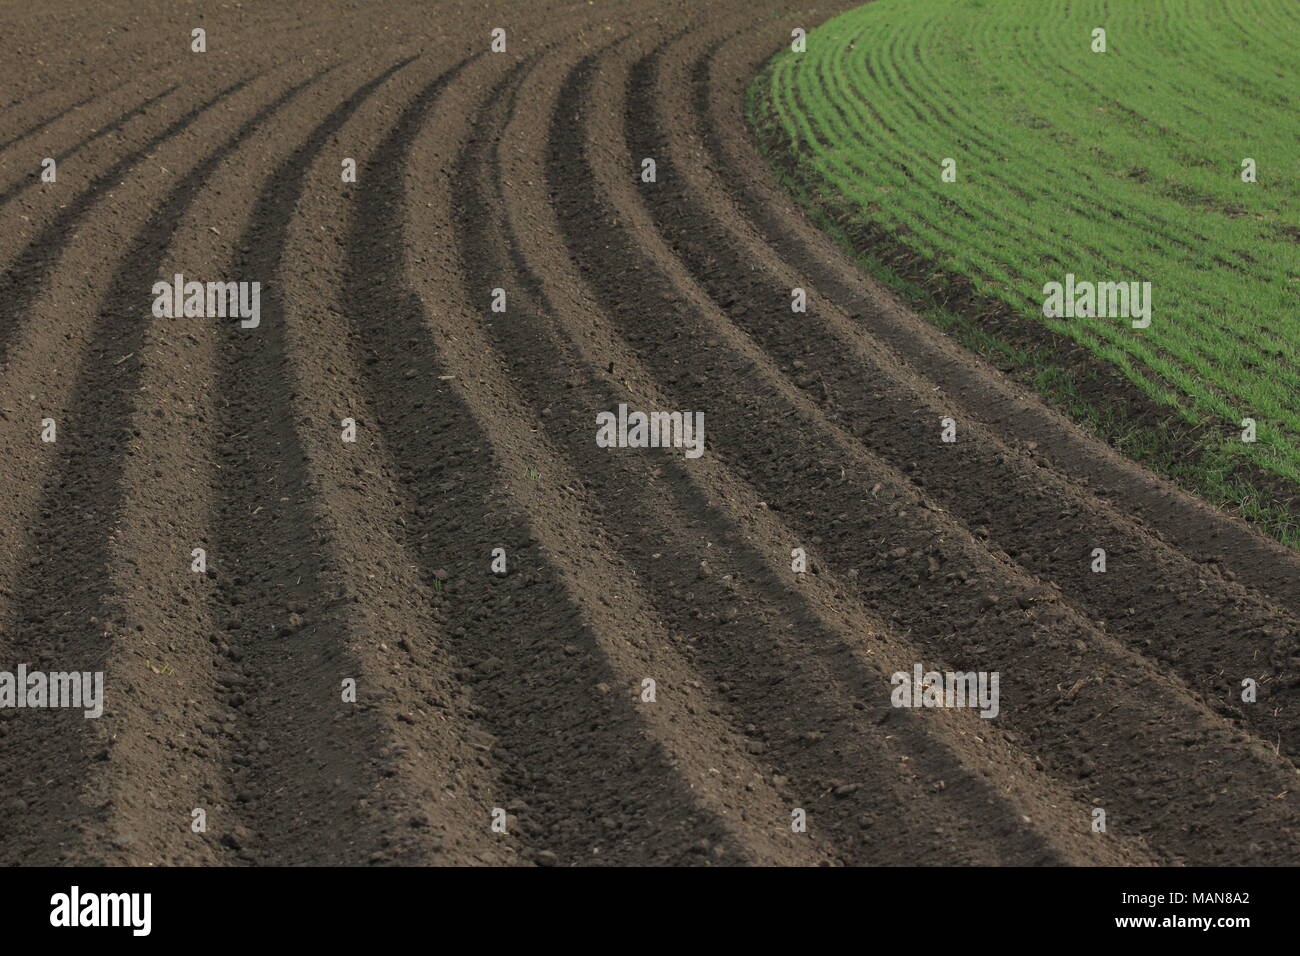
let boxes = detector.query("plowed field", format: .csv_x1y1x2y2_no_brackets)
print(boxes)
0,0,1296,866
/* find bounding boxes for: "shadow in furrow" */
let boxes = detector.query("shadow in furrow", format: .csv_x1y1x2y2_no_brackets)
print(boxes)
0,68,329,866
342,61,752,866
0,84,179,208
207,57,447,865
542,49,1300,864
710,21,1300,629
0,83,127,154
0,79,253,365
644,39,1300,765
465,52,1085,866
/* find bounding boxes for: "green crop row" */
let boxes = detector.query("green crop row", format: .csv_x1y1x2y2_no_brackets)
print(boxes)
750,0,1300,538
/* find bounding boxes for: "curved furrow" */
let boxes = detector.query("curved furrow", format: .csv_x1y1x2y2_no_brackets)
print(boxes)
0,0,610,868
0,3,354,114
0,7,376,302
0,61,337,866
0,82,129,156
0,12,187,105
0,0,371,191
78,59,443,866
202,50,517,866
0,77,257,366
543,13,1300,865
704,17,1300,625
347,34,805,866
99,52,498,866
0,80,179,206
368,0,776,868
628,24,1300,767
490,22,1151,866
1,0,1292,869
0,22,180,115
0,75,266,612
251,49,523,866
462,48,860,867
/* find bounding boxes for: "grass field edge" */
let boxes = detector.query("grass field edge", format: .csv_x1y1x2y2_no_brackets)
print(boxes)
743,61,1300,550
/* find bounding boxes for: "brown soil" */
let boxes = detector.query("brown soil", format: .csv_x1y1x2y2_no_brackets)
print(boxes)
0,0,1296,866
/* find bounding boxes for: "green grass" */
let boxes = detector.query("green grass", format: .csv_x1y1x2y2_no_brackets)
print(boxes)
748,0,1300,542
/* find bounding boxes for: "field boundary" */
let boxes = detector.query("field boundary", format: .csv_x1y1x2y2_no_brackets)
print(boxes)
745,59,1300,548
